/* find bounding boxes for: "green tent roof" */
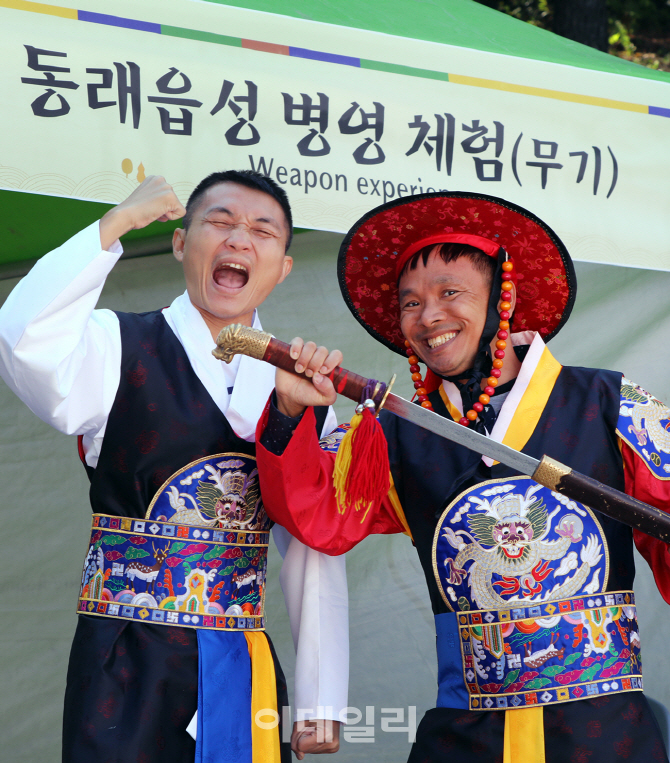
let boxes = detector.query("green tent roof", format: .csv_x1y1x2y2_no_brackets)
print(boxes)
3,0,668,275
213,0,670,83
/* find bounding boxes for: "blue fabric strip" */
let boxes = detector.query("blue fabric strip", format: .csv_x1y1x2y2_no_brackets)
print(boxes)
78,10,161,33
289,46,360,67
435,612,470,710
196,630,252,763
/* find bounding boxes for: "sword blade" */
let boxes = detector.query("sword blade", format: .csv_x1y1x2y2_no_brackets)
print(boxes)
383,392,541,476
212,325,670,544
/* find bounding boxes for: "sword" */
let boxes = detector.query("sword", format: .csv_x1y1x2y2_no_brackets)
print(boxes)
213,324,670,544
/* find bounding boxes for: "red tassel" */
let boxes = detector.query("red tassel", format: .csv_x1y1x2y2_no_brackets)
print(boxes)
340,407,390,517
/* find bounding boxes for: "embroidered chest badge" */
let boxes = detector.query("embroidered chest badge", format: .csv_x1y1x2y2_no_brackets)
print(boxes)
433,476,609,613
147,452,269,531
617,378,670,480
77,453,271,630
432,478,643,710
318,424,351,453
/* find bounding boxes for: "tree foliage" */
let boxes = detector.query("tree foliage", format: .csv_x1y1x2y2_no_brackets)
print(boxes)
474,0,670,70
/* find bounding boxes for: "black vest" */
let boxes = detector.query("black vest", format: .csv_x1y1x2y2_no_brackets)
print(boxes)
382,363,632,615
84,310,325,518
68,310,313,763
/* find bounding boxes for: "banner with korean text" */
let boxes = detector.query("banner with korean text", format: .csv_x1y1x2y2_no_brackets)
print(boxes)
1,0,669,269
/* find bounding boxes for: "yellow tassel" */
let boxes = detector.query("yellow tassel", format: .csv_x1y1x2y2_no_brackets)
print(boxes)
332,405,391,517
333,411,362,513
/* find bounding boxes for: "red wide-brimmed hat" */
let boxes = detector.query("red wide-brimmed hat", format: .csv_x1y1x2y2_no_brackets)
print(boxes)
337,192,576,355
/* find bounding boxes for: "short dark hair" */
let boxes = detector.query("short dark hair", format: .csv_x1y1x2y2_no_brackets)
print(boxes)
183,170,293,251
400,242,496,286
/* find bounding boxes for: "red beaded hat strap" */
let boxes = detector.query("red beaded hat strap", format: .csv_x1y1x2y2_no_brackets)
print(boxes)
405,259,515,426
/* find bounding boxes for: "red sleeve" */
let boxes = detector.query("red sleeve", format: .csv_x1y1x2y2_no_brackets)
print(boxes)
623,441,670,604
256,399,406,555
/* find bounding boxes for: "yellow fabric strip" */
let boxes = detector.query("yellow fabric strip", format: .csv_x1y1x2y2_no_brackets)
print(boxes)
501,347,562,454
438,385,462,422
449,73,648,114
0,0,77,19
245,631,281,763
504,707,545,763
388,475,413,539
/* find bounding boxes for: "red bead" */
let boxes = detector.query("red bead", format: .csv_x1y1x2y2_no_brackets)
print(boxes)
421,401,433,409
414,380,424,390
411,372,422,382
466,410,478,421
418,394,428,403
494,349,505,359
416,387,427,397
490,368,502,378
407,354,419,365
405,347,415,356
479,393,490,405
459,417,470,426
496,340,507,350
499,320,510,331
409,364,420,373
500,310,510,320
497,330,509,340
502,261,514,272
484,386,495,396
473,402,484,412
502,280,514,292
501,291,512,301
492,359,504,369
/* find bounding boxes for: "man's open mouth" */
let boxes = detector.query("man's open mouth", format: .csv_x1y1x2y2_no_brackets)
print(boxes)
213,262,249,289
426,331,457,349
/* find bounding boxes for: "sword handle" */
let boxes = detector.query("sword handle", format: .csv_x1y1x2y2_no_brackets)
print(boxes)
213,323,387,406
533,455,670,543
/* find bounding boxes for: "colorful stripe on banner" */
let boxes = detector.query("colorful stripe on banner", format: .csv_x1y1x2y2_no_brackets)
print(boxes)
78,9,160,33
1,0,668,118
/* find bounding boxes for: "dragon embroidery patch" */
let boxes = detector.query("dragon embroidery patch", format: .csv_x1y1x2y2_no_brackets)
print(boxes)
617,377,670,480
147,453,268,531
77,453,271,629
433,477,609,612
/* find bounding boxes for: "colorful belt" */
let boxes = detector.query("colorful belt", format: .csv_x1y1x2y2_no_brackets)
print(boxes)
78,513,269,631
436,591,642,711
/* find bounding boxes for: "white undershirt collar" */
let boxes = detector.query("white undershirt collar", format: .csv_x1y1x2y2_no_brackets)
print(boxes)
162,292,275,441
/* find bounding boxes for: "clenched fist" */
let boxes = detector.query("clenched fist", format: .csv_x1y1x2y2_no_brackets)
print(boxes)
99,175,186,250
291,719,341,759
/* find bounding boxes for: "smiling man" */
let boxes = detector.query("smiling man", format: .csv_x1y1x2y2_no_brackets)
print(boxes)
0,171,346,763
254,193,670,763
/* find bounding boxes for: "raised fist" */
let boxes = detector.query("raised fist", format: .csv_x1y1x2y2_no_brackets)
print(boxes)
100,175,186,249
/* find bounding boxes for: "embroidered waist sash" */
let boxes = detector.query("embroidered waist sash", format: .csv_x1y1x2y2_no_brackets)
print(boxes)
436,591,642,711
78,513,269,631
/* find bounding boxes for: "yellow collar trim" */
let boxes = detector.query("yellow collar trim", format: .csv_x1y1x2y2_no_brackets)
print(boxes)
437,333,562,462
438,385,462,422
499,344,562,455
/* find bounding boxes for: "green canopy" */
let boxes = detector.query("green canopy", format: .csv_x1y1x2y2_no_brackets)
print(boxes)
2,0,669,273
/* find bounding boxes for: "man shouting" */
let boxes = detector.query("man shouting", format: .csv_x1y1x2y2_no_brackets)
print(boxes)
0,171,346,762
